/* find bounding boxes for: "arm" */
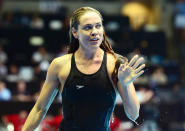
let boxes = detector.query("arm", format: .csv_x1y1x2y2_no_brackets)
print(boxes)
117,55,145,121
22,59,60,131
117,82,140,121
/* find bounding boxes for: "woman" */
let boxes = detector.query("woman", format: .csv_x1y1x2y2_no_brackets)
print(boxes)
22,7,145,131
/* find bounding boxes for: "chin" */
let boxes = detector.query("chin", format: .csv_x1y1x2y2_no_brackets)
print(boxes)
90,43,101,48
90,40,102,46
85,44,99,51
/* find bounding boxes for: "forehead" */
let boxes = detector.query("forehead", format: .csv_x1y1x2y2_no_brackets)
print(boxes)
79,12,102,26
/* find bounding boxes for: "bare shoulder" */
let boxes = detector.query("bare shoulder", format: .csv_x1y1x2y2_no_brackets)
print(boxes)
54,53,73,84
47,53,72,78
52,53,73,66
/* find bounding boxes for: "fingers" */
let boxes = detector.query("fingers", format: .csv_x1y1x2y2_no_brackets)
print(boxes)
128,55,145,69
135,64,145,73
135,70,145,79
128,55,139,67
133,57,145,69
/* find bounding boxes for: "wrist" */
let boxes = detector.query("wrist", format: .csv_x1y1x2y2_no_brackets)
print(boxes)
119,81,129,88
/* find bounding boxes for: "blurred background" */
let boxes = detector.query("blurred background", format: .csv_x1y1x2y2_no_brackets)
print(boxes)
0,0,184,131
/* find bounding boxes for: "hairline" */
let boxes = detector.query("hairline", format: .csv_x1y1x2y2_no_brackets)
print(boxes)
77,11,103,28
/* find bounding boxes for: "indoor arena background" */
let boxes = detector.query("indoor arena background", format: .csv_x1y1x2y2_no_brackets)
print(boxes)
0,0,184,131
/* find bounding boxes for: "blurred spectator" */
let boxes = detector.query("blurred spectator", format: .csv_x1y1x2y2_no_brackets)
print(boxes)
130,127,139,131
121,1,149,30
0,115,13,131
18,66,34,82
173,1,185,83
149,66,168,85
6,64,20,82
121,0,161,31
32,46,52,72
30,14,44,29
136,86,154,104
127,48,148,64
173,0,185,29
150,54,164,65
139,103,160,131
12,80,32,102
0,45,8,64
178,29,185,61
139,120,159,131
20,12,31,28
0,122,7,131
56,44,68,57
42,109,63,131
142,0,161,31
32,80,44,101
134,75,149,85
33,64,46,82
171,83,184,102
3,110,28,131
32,46,51,63
110,113,121,131
2,12,14,28
32,46,53,76
116,86,154,105
117,121,134,131
0,81,11,101
39,60,50,72
0,62,8,80
13,12,23,28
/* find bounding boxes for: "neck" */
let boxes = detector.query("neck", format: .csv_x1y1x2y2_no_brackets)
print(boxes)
75,46,103,60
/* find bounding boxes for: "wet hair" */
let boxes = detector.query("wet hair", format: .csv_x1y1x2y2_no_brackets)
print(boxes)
68,7,128,86
112,54,128,86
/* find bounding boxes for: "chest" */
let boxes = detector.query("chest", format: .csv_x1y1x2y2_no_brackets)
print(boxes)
62,72,116,106
58,60,103,87
75,60,102,75
58,53,116,92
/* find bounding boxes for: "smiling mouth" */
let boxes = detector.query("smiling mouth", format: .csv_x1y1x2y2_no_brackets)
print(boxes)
90,38,99,42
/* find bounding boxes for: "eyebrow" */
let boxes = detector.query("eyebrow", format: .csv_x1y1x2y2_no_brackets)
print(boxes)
82,22,102,26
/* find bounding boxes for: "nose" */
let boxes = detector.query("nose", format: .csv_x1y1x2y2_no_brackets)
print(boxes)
91,27,98,36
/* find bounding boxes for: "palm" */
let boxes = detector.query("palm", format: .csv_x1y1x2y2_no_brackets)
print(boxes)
118,55,145,86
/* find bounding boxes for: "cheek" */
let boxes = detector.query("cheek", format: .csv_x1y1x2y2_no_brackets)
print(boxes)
78,32,86,39
100,29,104,37
78,35,89,43
81,35,89,41
100,32,104,40
80,31,89,39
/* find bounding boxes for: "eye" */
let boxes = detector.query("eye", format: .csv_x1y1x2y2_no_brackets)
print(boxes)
96,24,102,29
83,25,92,30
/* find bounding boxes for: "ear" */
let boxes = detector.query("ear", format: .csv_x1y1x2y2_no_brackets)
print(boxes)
72,27,78,39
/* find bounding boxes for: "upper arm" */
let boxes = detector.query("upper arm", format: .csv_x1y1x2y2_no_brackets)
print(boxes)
34,58,60,111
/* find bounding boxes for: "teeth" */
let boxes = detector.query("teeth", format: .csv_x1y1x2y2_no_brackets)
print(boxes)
91,38,98,40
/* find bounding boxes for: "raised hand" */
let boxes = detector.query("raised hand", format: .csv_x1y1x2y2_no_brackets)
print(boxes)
118,55,145,86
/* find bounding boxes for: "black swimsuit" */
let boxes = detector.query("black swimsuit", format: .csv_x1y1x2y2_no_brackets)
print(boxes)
59,52,116,131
